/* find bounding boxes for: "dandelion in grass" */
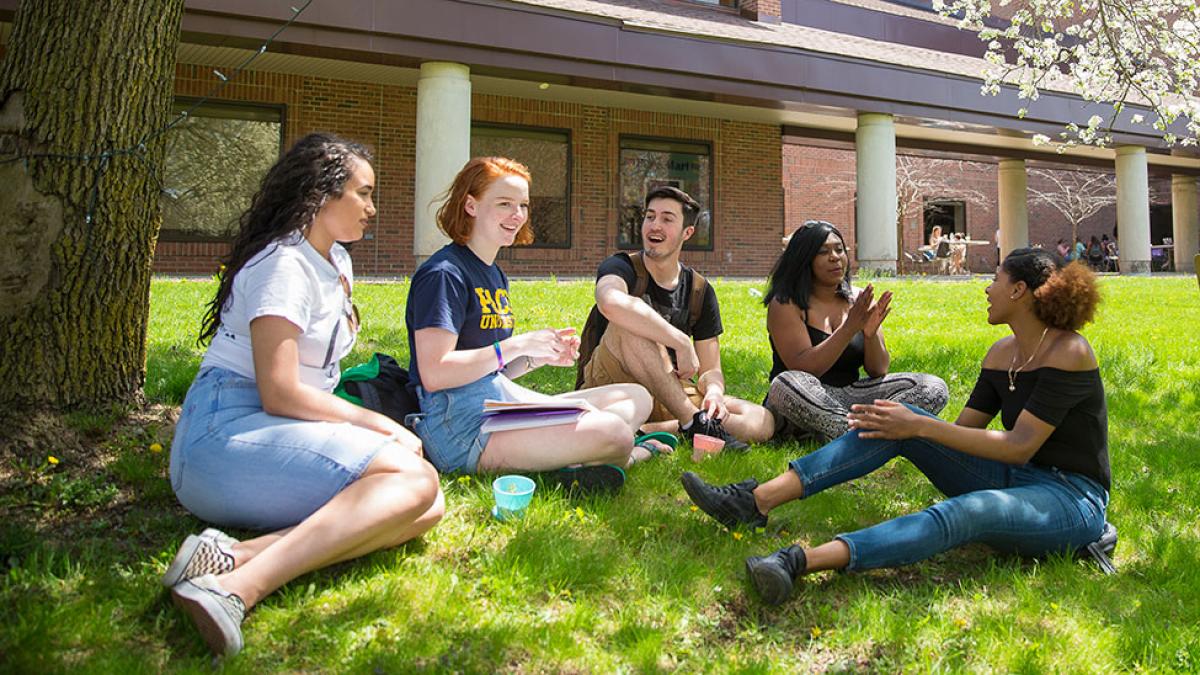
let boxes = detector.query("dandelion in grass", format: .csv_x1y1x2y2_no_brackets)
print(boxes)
690,505,699,512
732,531,743,541
955,617,969,630
47,455,60,465
149,443,163,453
456,475,471,485
810,626,822,639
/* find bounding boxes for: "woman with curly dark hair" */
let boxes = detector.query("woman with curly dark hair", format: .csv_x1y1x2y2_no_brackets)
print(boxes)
164,133,443,656
763,220,947,442
683,249,1110,605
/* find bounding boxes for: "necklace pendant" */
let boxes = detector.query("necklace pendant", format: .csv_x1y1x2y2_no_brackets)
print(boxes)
1008,383,1016,392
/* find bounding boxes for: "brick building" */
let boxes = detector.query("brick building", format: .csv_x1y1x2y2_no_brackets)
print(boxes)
4,0,1196,276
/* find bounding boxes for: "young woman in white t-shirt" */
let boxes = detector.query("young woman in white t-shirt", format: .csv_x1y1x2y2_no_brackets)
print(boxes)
164,133,444,657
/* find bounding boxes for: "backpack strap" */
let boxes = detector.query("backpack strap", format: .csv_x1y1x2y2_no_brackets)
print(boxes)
626,251,651,298
687,268,708,333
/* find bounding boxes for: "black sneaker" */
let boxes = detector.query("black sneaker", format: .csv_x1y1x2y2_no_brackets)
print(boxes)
683,411,750,452
680,472,767,529
745,544,807,606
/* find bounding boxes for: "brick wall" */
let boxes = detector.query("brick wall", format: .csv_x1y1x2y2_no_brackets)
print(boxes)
782,141,1170,273
155,65,785,279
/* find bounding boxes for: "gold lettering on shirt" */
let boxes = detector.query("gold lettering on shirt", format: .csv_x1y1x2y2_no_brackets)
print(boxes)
476,287,514,330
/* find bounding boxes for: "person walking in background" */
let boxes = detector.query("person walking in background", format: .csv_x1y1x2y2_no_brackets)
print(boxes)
165,133,444,657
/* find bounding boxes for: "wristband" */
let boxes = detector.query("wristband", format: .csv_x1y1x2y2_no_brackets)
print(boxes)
493,341,505,372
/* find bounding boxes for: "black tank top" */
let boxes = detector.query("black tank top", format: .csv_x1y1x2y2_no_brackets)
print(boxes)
769,313,866,388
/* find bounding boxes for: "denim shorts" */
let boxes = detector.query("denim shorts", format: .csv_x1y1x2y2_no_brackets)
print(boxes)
169,366,393,531
415,372,519,474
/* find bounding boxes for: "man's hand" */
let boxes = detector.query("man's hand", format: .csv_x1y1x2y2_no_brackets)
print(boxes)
701,387,729,420
674,338,700,381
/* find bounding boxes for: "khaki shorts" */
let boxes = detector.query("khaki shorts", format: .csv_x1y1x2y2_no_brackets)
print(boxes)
582,329,702,423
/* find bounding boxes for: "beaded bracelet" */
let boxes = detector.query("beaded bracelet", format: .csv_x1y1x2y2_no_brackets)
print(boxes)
493,341,505,372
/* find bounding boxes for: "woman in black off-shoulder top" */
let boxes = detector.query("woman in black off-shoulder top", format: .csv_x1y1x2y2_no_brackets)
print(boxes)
682,248,1110,605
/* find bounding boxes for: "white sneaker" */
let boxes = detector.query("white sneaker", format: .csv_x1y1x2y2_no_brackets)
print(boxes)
171,574,246,657
161,528,237,587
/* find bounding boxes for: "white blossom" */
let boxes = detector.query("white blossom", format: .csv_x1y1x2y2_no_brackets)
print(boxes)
937,0,1200,146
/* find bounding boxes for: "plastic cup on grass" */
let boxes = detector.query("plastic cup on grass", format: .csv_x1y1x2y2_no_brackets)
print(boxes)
691,433,725,462
492,474,536,521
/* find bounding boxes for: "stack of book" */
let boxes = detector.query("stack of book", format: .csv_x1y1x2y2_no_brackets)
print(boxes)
480,399,588,433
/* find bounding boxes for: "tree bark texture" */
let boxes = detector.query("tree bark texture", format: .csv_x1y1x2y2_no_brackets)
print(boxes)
0,0,185,410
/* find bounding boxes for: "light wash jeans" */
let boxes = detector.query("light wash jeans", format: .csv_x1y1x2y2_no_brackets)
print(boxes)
788,406,1109,571
170,366,392,531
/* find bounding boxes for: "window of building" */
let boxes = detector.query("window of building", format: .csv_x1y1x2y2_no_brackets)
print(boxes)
618,137,713,250
923,199,965,241
159,100,284,241
471,124,571,248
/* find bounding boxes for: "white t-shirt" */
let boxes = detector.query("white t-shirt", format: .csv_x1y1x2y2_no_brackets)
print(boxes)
201,234,356,392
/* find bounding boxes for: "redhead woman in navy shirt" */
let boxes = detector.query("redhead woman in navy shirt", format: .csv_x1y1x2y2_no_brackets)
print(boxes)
683,248,1110,605
407,157,662,492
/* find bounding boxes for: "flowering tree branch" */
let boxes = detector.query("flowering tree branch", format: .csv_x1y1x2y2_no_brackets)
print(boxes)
934,0,1200,147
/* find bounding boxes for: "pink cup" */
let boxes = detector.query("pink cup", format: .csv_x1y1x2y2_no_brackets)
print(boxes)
691,433,726,462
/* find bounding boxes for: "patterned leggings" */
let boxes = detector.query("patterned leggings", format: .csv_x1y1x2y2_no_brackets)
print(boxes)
765,371,949,443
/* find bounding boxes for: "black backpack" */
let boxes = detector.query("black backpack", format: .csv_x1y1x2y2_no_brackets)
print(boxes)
575,251,708,389
334,353,421,427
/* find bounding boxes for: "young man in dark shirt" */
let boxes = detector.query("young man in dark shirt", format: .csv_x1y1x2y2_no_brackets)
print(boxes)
582,186,775,449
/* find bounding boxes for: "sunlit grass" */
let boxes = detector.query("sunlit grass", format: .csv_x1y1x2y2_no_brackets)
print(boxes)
3,275,1198,671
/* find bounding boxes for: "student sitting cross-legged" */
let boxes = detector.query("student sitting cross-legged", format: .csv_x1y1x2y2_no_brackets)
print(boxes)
579,186,775,451
406,157,664,494
763,220,948,443
683,249,1111,605
165,133,444,657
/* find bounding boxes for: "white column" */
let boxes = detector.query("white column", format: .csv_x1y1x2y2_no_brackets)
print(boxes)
1115,146,1152,274
855,113,897,274
1171,174,1198,273
997,159,1029,260
415,62,471,266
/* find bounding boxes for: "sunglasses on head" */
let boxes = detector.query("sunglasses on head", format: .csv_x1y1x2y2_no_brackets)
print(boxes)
339,274,361,335
802,220,835,229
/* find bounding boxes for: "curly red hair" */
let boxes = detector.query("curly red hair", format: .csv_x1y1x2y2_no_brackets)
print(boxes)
1003,248,1100,331
1032,261,1100,331
435,157,534,246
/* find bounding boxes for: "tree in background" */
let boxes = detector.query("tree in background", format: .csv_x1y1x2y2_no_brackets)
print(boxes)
935,0,1200,146
812,154,991,271
1027,167,1117,245
0,0,185,411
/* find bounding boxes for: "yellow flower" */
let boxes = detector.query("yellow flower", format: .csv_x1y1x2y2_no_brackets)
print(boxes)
219,264,227,272
810,626,822,639
690,505,699,512
955,617,969,630
149,443,163,453
456,475,471,484
47,455,60,465
731,531,743,541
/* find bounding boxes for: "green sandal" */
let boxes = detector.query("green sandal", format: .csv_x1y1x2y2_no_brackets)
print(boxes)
635,431,679,450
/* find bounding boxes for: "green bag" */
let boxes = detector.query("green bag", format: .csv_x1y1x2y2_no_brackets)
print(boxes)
334,353,420,424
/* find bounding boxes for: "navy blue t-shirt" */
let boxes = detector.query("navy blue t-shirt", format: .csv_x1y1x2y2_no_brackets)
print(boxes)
405,243,514,390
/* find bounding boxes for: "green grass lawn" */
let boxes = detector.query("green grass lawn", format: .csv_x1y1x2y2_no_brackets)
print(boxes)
4,275,1199,672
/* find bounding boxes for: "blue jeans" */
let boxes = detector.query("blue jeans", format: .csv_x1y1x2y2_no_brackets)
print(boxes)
788,406,1109,571
170,367,393,531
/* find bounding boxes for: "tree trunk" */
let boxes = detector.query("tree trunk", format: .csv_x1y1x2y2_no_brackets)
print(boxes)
0,0,184,410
